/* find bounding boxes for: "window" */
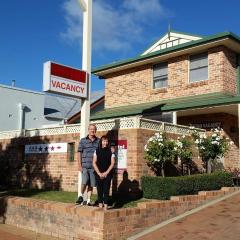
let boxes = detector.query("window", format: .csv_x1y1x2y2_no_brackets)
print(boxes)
68,143,75,162
189,53,208,82
153,62,168,88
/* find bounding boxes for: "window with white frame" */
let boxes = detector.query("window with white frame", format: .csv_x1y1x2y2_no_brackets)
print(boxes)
153,62,168,88
189,52,208,82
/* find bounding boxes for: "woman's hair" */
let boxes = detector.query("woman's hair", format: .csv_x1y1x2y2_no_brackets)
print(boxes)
99,135,109,149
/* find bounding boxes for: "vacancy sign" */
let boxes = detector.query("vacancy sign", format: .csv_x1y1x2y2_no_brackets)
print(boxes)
25,143,67,154
43,61,87,98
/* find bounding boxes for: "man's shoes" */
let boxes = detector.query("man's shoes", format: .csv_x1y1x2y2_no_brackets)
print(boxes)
82,201,87,206
75,196,83,205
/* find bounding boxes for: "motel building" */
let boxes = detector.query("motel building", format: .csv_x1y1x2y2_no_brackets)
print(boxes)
1,30,240,191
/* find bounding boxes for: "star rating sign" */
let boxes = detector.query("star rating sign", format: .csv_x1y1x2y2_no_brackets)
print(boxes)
51,146,55,151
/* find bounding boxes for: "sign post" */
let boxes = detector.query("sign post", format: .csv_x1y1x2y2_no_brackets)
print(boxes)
78,0,92,197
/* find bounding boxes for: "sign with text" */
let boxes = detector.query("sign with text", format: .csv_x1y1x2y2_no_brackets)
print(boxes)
115,140,127,172
43,61,87,98
25,143,67,154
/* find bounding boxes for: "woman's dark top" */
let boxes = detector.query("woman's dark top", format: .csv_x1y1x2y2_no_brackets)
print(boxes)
95,147,114,173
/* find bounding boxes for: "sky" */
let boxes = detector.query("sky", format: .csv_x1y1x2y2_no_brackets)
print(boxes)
0,0,240,93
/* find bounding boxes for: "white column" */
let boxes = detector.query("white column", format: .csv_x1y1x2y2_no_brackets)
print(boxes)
78,0,92,197
173,111,177,124
79,0,92,139
18,103,26,131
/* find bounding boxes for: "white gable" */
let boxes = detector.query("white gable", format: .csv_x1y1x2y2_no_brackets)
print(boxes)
142,31,202,56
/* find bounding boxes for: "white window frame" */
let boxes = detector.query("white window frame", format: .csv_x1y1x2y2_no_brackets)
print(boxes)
152,62,168,89
188,52,209,83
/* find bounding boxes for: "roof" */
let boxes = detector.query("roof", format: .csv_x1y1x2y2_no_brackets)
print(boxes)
141,30,202,55
92,31,240,76
0,83,44,95
44,90,104,120
90,92,240,120
44,94,81,119
67,95,105,124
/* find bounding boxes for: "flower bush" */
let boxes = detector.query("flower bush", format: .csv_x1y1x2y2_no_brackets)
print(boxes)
144,132,177,177
176,136,193,175
192,128,233,173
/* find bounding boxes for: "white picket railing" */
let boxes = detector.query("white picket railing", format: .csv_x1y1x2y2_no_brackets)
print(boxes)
0,116,204,140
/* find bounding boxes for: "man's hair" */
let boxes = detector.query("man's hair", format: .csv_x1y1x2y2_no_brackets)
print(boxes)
88,124,97,131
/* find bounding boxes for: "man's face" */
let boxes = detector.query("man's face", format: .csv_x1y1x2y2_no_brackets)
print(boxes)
88,125,96,137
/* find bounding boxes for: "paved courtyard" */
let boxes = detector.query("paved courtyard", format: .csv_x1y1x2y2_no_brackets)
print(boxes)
137,192,240,240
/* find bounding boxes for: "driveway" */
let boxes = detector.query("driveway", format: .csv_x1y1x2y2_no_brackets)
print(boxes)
136,192,240,240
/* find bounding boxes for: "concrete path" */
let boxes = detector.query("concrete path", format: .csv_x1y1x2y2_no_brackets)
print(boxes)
134,192,240,240
0,224,58,240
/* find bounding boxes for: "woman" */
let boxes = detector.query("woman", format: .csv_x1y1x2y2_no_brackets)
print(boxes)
93,136,115,210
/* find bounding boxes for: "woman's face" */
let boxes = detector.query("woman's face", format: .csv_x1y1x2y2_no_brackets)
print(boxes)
102,139,108,148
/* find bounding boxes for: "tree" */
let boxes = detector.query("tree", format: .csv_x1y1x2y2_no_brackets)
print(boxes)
192,128,232,173
144,132,177,177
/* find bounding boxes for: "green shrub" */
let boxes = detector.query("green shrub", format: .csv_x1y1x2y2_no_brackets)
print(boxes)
141,172,233,200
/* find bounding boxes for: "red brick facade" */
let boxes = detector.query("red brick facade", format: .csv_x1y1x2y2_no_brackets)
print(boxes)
104,46,237,108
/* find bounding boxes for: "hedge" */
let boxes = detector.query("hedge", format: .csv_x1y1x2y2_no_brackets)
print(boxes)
141,172,233,200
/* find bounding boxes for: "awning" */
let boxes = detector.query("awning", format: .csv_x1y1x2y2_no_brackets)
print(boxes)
91,92,240,120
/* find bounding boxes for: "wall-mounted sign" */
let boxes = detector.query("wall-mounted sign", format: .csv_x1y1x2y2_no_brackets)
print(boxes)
113,140,127,172
43,61,88,98
25,143,67,154
190,122,221,129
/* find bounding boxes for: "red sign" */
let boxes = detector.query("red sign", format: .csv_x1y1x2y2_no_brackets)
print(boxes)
43,61,87,98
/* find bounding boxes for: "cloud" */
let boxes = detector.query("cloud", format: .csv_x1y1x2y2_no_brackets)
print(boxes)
61,0,170,53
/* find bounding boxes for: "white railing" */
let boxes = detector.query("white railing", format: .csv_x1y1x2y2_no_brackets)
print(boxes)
0,116,204,140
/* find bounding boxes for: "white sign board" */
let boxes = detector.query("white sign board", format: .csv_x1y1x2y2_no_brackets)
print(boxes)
25,143,68,154
116,140,127,170
43,61,87,98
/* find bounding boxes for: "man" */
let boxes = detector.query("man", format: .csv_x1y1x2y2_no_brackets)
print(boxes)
76,124,99,205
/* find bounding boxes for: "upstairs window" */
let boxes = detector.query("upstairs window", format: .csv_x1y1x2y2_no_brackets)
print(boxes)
189,53,208,82
153,62,168,88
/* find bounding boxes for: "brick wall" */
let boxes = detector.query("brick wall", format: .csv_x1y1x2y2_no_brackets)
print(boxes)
104,46,237,108
0,125,239,192
1,187,239,240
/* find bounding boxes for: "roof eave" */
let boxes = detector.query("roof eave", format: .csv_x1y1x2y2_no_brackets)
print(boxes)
93,33,240,77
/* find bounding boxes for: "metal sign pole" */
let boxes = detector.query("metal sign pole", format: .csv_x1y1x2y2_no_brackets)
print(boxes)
78,0,92,197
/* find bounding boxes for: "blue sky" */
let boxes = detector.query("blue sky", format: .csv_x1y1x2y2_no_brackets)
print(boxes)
0,0,240,93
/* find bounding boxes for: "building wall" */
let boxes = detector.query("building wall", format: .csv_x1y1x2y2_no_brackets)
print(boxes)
0,130,186,192
0,126,239,192
0,85,45,131
104,46,237,108
178,112,239,169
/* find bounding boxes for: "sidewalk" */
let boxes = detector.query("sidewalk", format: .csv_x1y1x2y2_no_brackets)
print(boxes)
135,192,240,240
0,224,58,240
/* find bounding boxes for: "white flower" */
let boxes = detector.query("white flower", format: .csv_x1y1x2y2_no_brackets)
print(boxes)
230,141,234,145
200,146,205,150
182,135,186,138
216,137,220,141
212,133,217,137
195,139,199,144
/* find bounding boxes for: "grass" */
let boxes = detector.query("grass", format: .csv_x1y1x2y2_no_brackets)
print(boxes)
1,189,147,208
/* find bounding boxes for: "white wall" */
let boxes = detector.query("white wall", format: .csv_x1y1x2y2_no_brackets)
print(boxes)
0,85,45,131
